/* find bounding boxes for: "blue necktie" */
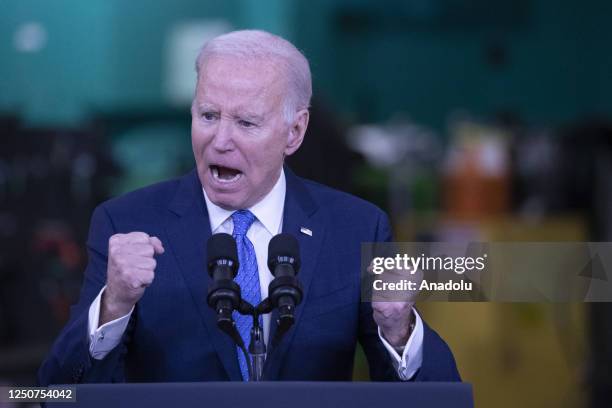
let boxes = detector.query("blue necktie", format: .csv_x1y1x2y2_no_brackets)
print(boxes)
231,210,261,381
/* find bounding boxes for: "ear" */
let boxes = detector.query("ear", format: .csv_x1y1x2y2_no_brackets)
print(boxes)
284,109,309,156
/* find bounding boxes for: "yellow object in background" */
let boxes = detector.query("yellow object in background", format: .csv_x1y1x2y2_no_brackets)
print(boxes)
421,216,588,408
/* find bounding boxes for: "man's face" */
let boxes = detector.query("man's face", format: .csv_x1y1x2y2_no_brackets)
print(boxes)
191,55,307,210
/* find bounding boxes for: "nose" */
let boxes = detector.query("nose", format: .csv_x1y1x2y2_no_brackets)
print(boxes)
211,117,235,152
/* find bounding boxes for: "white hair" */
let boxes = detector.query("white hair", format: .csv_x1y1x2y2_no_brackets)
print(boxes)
195,30,312,123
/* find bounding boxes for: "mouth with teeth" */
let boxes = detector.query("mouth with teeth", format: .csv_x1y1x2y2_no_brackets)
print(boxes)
210,165,243,184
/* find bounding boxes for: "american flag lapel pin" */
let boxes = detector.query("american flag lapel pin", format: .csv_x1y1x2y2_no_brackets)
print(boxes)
300,227,313,236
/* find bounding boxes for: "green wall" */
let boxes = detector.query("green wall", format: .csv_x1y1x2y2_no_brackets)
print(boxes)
1,0,610,128
0,0,293,125
295,0,612,127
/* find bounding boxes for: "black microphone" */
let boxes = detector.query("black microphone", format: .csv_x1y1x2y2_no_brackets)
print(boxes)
206,233,241,331
267,233,303,331
206,233,255,379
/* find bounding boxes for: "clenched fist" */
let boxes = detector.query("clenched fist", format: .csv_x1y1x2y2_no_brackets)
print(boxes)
372,301,414,347
100,232,164,325
368,260,421,348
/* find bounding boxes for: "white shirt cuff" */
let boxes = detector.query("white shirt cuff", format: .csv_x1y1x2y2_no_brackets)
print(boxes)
88,286,134,360
377,307,424,380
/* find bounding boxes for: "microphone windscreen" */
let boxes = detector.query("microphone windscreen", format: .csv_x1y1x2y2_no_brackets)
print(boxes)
268,233,301,272
207,233,238,267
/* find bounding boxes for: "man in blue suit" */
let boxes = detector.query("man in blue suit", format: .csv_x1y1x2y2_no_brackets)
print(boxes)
39,30,460,384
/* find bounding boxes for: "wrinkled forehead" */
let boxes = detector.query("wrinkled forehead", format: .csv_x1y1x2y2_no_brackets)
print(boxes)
196,55,288,99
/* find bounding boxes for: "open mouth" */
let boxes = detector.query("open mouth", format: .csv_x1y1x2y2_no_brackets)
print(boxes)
210,165,243,184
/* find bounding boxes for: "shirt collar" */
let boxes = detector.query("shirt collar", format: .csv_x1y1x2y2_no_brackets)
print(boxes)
203,168,286,235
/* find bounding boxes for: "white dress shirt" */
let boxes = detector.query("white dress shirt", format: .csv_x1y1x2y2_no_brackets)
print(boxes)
87,169,423,380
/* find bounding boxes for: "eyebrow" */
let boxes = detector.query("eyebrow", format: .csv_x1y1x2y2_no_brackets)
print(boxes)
234,112,265,123
193,103,266,122
194,103,217,112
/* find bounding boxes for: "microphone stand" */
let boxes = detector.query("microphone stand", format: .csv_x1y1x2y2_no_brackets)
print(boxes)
249,311,266,381
235,300,284,382
246,299,272,381
215,292,299,381
239,296,295,382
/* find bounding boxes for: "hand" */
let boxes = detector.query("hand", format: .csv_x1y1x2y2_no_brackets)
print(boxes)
372,301,414,347
367,255,421,348
100,232,164,325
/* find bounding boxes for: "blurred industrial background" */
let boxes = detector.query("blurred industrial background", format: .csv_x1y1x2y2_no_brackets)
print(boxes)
0,0,611,407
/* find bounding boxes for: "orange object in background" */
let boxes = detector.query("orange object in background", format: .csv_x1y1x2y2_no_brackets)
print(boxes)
443,121,511,220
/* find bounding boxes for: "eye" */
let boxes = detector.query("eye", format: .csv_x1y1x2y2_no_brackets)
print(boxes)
201,111,218,121
238,119,256,128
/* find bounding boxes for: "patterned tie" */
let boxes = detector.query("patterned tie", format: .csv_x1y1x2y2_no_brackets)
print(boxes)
231,210,261,381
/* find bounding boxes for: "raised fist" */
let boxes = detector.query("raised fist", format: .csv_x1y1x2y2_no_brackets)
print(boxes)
100,232,164,325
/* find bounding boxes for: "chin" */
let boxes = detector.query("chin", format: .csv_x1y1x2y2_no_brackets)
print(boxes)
207,190,246,211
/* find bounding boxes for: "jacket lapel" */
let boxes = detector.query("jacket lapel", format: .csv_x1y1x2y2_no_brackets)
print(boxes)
164,170,242,381
265,167,326,379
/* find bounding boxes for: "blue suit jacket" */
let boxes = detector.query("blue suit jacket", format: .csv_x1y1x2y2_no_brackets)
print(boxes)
38,168,460,384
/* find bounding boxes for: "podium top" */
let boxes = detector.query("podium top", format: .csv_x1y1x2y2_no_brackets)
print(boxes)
50,381,473,408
